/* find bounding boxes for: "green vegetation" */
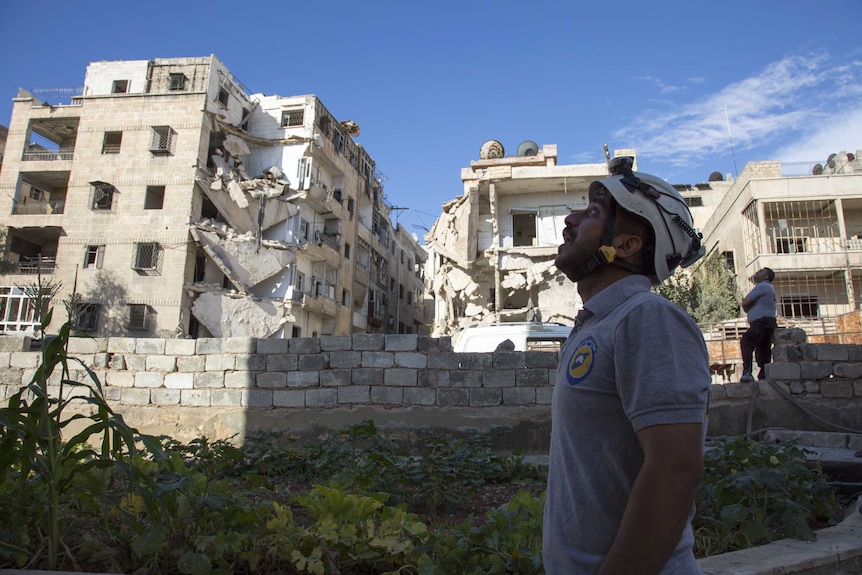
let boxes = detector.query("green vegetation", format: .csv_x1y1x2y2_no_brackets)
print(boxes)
655,251,741,324
0,301,844,573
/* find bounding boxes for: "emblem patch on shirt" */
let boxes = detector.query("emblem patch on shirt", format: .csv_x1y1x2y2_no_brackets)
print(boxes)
567,336,596,386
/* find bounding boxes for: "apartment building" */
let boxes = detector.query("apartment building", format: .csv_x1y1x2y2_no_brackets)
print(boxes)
0,56,426,338
700,151,862,335
426,141,623,336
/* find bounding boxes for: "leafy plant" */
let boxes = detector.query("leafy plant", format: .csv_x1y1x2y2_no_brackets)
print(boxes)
693,436,840,556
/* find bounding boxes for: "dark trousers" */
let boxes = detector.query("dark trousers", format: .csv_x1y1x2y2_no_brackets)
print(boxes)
740,317,777,378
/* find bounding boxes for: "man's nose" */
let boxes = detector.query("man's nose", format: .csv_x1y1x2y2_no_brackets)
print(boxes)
564,211,584,227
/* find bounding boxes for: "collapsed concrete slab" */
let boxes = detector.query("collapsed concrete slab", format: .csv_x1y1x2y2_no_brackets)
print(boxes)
191,291,286,338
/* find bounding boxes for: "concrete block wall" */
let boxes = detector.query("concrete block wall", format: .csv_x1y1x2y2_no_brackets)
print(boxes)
0,336,860,449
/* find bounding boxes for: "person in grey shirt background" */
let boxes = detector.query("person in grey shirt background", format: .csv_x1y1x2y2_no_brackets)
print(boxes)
544,157,710,574
739,267,777,382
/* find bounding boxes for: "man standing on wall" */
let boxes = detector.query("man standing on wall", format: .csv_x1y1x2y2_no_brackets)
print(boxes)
543,157,711,574
739,267,777,382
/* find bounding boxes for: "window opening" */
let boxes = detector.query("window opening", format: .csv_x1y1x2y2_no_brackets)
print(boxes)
84,245,104,269
72,303,99,331
127,304,150,331
102,132,122,154
144,185,165,210
112,80,129,94
91,182,115,210
168,73,187,91
132,242,161,272
217,87,229,107
150,126,175,154
281,109,304,127
512,212,537,247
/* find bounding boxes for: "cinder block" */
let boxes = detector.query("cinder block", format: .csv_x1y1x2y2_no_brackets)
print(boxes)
393,352,426,369
135,372,164,388
298,354,329,371
121,388,151,405
266,354,297,371
483,370,514,388
834,363,862,378
181,389,211,406
536,386,554,405
362,351,394,368
403,387,436,406
205,354,236,371
235,354,266,371
136,339,165,355
225,371,255,388
222,337,254,353
289,338,320,354
110,354,126,370
195,338,223,355
330,351,361,369
458,353,492,369
725,382,755,399
146,355,177,372
176,356,205,372
165,339,196,355
320,370,351,387
338,386,370,404
371,386,404,404
108,337,136,353
503,387,536,405
125,355,146,372
0,335,30,352
384,368,418,387
164,372,194,389
427,353,459,370
194,372,224,388
799,361,833,380
526,351,558,369
765,362,801,380
320,335,352,351
450,370,482,388
493,352,524,370
257,338,288,354
385,334,418,351
470,389,502,407
0,352,11,368
417,370,437,388
151,389,181,405
10,352,38,368
242,389,273,407
816,344,850,361
287,371,318,387
352,368,384,385
352,334,384,351
438,389,468,406
820,381,853,398
0,367,24,387
516,369,549,387
211,389,242,406
67,337,101,354
256,372,287,389
305,388,337,407
273,389,305,407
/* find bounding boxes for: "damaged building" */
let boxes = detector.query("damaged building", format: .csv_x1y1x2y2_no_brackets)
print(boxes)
425,142,635,336
0,55,428,338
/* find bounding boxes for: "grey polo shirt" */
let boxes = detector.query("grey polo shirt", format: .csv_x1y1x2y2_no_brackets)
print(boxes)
542,275,710,574
745,281,776,323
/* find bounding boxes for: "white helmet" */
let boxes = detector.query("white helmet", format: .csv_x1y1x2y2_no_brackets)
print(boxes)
589,156,704,283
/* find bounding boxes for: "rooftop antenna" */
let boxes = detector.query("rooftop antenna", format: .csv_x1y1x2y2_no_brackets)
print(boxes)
390,206,408,226
724,104,739,178
603,143,611,169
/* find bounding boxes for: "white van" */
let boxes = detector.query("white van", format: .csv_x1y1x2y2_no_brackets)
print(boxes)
452,322,574,353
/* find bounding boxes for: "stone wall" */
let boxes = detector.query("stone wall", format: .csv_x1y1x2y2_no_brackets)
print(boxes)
0,334,859,451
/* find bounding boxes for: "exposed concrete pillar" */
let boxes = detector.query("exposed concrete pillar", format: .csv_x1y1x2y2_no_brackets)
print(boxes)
489,183,501,322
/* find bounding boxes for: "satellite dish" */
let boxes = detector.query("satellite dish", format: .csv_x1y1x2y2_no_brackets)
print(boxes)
517,140,539,157
812,163,823,175
480,140,505,159
827,153,837,169
340,120,360,137
708,171,724,182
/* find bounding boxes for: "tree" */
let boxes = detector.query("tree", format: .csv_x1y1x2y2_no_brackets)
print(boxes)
655,252,740,325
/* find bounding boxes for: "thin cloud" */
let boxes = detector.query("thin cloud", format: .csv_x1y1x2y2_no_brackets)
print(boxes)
617,52,862,170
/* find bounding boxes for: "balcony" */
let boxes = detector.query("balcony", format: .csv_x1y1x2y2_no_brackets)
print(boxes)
12,199,65,215
17,253,56,275
22,148,74,162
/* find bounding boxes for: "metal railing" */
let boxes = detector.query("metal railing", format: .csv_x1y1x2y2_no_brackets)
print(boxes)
11,199,65,215
17,255,56,275
22,149,74,161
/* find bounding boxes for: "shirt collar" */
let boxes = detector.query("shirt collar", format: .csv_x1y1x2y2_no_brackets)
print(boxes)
582,275,652,321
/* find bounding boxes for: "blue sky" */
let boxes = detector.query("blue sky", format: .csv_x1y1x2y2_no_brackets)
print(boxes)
2,1,860,236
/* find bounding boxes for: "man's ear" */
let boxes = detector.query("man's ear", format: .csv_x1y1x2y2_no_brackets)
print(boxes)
613,233,643,259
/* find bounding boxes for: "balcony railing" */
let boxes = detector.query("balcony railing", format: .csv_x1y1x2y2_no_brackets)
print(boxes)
17,255,56,275
12,199,65,215
22,149,74,161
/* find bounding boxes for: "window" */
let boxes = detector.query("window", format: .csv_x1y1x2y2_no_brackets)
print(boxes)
407,291,413,305
291,326,301,338
127,304,150,331
281,109,304,127
132,242,161,272
776,237,807,254
347,197,355,218
399,284,404,300
344,243,351,260
217,87,229,107
84,245,105,269
400,250,405,264
781,296,819,319
91,182,115,210
29,187,47,202
685,196,704,207
342,289,350,307
168,73,187,91
721,251,735,274
390,278,396,292
112,80,129,94
144,185,165,210
512,212,537,247
295,271,305,294
150,126,175,154
102,131,122,154
72,303,99,331
332,188,343,203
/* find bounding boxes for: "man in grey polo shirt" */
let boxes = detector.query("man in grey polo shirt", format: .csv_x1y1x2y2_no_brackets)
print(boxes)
739,267,777,382
543,157,711,574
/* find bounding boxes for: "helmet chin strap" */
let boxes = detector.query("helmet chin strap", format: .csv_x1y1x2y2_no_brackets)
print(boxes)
568,199,644,282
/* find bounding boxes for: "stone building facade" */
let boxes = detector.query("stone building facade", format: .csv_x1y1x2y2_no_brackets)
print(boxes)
0,56,427,339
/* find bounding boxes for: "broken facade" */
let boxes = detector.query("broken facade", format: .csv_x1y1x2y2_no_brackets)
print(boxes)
426,143,628,336
0,56,428,339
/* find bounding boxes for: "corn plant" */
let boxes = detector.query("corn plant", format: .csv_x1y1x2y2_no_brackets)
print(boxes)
0,281,146,569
